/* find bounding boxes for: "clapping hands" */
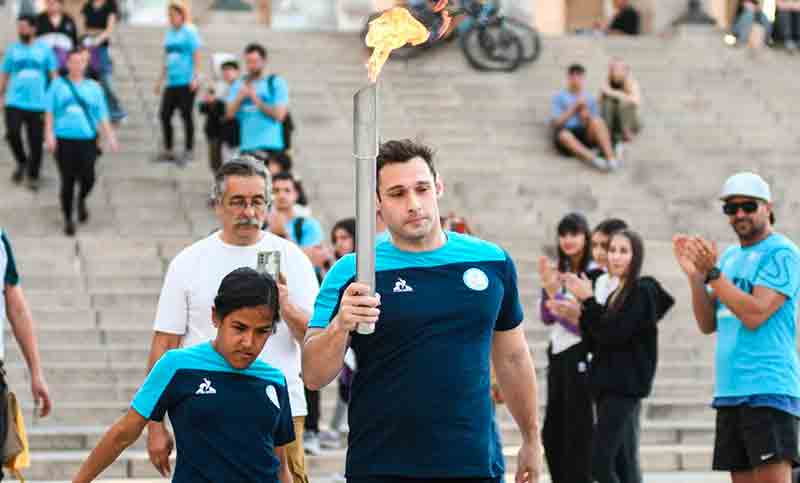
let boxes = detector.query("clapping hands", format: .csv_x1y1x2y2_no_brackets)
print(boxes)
673,235,719,281
561,272,594,302
537,256,560,297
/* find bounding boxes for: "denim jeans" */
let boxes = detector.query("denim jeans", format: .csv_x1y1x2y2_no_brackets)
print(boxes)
98,46,126,120
732,9,773,43
776,9,800,43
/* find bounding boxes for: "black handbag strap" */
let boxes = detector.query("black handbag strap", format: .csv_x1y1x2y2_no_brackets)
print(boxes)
64,78,97,136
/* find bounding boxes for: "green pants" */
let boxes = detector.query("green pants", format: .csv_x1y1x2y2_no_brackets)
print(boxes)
601,96,641,142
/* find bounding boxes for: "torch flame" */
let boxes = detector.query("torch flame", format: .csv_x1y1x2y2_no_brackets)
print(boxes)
364,1,451,83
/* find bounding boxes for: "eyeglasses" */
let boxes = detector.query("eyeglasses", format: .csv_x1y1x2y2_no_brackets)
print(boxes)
723,201,759,216
227,197,267,211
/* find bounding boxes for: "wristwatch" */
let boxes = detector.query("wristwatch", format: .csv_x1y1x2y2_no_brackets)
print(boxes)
705,268,721,285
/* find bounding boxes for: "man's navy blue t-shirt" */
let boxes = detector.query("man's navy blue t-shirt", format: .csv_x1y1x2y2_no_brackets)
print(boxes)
310,232,524,478
132,342,295,482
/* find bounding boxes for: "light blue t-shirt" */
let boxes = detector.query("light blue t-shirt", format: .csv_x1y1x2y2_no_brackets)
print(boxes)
1,41,57,111
551,89,598,130
712,233,800,406
164,25,202,87
227,75,288,152
46,77,109,140
286,216,323,247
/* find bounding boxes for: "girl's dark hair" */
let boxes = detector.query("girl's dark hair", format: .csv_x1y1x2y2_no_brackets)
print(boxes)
331,217,357,259
607,229,645,315
593,218,628,237
556,212,592,273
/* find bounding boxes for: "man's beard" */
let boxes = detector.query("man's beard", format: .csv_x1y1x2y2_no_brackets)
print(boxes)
733,218,765,243
19,33,32,43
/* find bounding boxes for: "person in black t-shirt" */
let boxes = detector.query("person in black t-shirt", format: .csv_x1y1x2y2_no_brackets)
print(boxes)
36,0,78,69
605,0,640,35
199,60,240,173
81,0,127,122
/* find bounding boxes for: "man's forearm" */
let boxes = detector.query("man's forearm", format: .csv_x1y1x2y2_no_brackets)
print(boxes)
6,287,43,378
552,105,578,130
709,275,772,329
281,302,309,344
302,321,349,390
253,98,286,121
225,98,243,120
688,278,716,333
493,344,539,442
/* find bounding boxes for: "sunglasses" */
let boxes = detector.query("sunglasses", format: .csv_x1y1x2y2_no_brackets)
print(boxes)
723,201,759,216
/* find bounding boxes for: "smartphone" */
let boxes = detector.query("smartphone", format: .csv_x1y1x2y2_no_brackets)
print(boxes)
257,250,281,280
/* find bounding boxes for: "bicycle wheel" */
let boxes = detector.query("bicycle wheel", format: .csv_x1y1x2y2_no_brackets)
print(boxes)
460,23,524,72
502,17,542,63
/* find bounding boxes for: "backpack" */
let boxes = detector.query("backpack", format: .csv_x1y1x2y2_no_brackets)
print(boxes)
292,217,305,246
267,74,295,152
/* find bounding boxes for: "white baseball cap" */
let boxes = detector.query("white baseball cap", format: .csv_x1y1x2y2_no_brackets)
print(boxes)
720,172,772,202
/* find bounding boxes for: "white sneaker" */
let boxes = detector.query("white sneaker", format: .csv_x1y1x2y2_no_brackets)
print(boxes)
614,142,625,160
319,430,343,449
591,156,610,171
304,431,322,456
608,158,622,171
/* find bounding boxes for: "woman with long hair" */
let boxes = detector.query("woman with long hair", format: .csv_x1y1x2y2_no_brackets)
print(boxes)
561,230,674,483
599,58,641,149
537,212,597,483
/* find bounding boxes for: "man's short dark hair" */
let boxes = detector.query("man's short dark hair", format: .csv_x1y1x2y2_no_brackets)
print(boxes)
376,139,437,190
594,218,628,236
272,171,296,188
244,43,267,60
18,14,36,26
568,63,586,75
221,60,239,71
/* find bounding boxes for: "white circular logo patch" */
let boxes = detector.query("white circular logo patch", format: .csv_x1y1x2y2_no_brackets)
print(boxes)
463,268,489,291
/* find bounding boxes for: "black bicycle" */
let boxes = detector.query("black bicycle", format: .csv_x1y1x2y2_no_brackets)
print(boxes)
362,0,541,72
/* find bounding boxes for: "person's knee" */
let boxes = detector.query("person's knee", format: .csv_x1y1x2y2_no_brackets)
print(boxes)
754,460,793,483
556,129,574,144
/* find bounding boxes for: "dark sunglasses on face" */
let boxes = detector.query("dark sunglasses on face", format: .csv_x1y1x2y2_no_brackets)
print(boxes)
723,201,759,216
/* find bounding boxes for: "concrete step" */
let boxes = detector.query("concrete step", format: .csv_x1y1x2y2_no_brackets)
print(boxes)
18,443,717,480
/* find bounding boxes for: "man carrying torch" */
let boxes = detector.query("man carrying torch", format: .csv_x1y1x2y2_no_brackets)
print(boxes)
302,139,543,483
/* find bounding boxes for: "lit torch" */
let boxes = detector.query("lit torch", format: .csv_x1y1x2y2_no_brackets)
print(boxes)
354,1,450,334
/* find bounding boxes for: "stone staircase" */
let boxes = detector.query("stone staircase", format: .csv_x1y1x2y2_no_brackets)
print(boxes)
1,21,799,480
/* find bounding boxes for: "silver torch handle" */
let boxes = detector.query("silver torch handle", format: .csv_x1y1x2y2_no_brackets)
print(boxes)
353,83,378,335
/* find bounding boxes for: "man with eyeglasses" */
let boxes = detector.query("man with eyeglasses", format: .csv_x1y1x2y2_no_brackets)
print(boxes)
673,172,800,483
146,157,319,483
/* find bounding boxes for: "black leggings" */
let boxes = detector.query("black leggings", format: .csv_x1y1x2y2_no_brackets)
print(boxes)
591,394,642,483
542,343,593,483
304,386,320,433
55,139,98,221
159,85,195,151
4,107,44,179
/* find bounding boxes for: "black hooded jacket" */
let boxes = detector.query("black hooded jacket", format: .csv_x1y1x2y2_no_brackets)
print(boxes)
579,276,674,398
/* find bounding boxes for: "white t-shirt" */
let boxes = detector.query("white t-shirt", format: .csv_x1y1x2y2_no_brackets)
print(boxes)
152,231,319,417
